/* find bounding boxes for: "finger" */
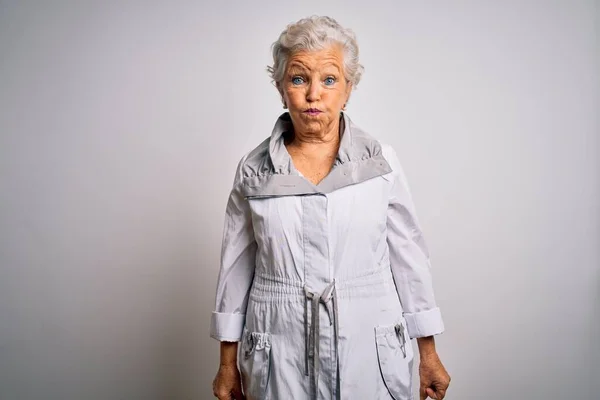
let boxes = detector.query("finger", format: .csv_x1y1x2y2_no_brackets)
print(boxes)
214,390,229,400
233,379,245,399
426,387,438,399
437,388,447,400
232,388,246,400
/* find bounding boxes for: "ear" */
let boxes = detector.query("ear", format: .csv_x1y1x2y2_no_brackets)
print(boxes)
344,82,353,103
276,81,287,106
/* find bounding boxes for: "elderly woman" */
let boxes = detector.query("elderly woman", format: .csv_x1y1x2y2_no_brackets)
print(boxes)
211,16,450,400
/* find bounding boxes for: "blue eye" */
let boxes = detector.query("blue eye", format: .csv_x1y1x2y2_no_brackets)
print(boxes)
292,76,304,85
324,77,336,86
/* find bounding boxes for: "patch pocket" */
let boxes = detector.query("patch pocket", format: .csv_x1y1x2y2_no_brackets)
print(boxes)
374,320,414,400
239,328,272,400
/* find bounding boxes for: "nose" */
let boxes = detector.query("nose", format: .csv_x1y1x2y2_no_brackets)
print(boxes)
306,80,321,102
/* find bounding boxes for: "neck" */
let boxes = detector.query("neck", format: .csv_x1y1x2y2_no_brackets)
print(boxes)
287,116,342,153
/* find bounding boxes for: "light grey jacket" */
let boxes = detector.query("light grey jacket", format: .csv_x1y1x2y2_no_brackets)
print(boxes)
210,112,444,400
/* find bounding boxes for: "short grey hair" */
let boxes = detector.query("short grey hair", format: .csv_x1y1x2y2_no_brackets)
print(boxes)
267,16,364,90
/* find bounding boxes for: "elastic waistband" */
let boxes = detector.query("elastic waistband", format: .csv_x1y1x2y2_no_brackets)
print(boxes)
249,265,396,302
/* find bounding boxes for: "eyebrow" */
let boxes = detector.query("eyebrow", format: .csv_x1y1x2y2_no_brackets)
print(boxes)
287,62,308,71
287,66,307,73
287,63,342,75
321,66,342,74
321,61,342,68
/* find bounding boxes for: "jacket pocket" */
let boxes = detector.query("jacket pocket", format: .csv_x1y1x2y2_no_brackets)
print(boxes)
239,328,272,400
374,320,414,400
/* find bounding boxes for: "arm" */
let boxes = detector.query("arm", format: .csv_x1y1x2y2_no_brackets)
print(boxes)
416,336,437,357
213,341,245,399
383,145,444,338
210,154,257,343
417,336,450,400
220,341,239,367
211,156,256,400
383,145,450,399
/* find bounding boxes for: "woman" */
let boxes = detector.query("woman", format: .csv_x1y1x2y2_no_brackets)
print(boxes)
211,16,450,400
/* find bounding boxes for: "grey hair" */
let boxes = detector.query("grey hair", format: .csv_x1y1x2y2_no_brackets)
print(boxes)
267,16,364,91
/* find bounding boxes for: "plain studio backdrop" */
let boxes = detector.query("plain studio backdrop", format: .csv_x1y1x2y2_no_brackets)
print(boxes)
1,1,598,399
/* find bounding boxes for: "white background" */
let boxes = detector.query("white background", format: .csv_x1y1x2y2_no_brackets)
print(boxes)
1,1,598,399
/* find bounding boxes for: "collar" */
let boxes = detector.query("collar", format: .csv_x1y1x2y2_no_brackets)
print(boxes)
241,111,391,198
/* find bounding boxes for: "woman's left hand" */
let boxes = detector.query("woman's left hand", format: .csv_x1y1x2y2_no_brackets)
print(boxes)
419,351,451,400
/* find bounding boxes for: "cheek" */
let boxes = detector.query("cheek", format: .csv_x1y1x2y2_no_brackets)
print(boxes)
285,89,306,105
323,90,346,106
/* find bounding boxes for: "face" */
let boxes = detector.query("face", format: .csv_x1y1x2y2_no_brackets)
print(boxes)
279,45,352,136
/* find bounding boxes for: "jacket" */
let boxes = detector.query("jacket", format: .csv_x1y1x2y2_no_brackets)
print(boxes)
210,112,445,400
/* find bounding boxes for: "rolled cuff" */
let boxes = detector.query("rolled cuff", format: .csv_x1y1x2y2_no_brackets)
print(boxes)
403,307,445,338
210,311,245,342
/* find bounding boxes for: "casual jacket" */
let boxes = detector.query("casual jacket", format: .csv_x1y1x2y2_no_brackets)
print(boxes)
210,112,445,400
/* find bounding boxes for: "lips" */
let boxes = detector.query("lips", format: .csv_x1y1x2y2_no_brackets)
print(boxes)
304,108,322,116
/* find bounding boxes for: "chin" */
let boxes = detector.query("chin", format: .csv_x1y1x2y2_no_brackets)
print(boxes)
300,120,325,132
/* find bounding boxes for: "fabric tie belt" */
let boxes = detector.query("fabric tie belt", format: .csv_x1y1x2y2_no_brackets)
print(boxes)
304,280,340,400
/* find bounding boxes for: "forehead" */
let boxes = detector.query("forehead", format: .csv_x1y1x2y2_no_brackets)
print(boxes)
286,45,345,71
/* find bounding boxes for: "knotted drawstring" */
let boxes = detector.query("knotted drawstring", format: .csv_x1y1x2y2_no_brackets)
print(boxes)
304,280,340,399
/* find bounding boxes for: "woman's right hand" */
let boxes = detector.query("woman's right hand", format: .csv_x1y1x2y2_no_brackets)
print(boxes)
212,364,245,400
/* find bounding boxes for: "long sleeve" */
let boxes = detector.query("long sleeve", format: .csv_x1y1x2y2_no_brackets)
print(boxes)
210,155,257,342
383,145,445,338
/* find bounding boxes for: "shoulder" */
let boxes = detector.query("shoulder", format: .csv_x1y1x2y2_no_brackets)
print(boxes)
343,117,396,168
377,141,413,193
232,137,271,185
376,141,403,174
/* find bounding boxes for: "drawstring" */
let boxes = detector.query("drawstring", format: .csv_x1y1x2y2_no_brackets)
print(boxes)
395,323,407,358
304,280,340,399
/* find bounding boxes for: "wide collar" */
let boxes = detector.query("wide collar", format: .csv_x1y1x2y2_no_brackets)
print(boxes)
241,112,391,198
